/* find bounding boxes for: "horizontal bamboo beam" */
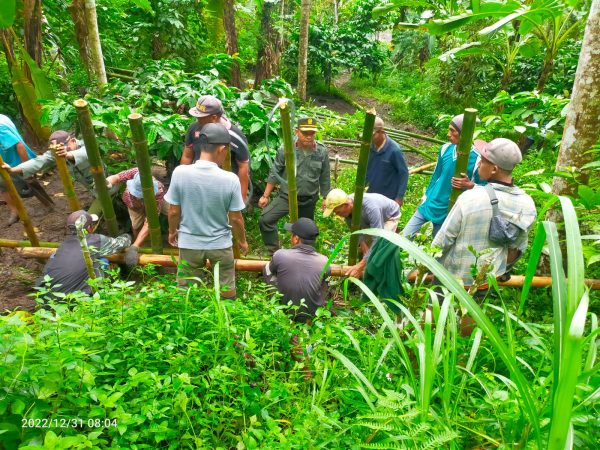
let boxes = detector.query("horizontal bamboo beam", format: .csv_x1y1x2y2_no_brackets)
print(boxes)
16,246,348,275
14,247,600,289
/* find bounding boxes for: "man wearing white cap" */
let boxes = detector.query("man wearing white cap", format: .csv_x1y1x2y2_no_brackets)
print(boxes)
106,167,169,264
433,138,536,286
36,210,131,297
181,95,250,202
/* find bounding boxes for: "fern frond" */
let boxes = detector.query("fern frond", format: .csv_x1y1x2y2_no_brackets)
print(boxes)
408,422,431,437
358,412,398,421
361,442,406,449
357,421,394,431
420,430,459,450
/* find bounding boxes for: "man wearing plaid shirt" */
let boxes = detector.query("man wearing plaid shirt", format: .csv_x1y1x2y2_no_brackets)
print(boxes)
432,138,536,286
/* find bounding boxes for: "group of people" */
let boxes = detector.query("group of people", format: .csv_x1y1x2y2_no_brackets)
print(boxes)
0,96,537,322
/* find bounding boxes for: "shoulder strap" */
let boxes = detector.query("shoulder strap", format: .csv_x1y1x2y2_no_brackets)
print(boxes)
484,184,500,217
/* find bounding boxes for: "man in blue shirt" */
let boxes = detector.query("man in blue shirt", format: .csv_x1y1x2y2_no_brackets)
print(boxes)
366,117,409,206
402,114,483,239
0,115,37,225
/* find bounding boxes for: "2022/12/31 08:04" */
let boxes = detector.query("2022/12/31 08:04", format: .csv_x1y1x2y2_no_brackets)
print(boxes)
21,417,118,428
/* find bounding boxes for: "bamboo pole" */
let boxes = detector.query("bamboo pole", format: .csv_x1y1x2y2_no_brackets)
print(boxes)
50,143,81,211
0,238,180,255
449,108,478,208
409,162,437,174
0,155,39,246
15,246,600,289
74,99,119,236
128,113,163,254
279,99,298,222
348,109,376,265
75,216,96,283
221,144,241,259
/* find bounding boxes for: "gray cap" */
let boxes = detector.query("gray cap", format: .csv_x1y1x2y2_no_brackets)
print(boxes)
284,217,319,241
200,123,231,145
374,117,385,130
66,210,98,230
481,138,522,171
189,95,224,118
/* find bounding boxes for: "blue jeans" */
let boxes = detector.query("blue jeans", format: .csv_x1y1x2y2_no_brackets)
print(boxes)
402,210,443,239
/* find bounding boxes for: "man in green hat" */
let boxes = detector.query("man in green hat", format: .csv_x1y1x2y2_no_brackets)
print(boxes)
258,117,330,255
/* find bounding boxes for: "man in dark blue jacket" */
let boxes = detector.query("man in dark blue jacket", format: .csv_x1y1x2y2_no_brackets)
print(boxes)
366,117,409,206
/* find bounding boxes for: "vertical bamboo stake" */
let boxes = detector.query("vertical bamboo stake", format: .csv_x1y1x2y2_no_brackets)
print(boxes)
221,143,241,259
449,108,478,208
50,143,81,211
75,215,96,287
74,98,119,236
279,99,298,222
348,109,376,265
0,155,40,246
128,113,163,254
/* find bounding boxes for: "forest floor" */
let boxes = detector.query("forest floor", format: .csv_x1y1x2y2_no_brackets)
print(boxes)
0,90,432,314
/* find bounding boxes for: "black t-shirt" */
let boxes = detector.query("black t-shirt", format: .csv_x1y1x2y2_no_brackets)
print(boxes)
185,121,250,175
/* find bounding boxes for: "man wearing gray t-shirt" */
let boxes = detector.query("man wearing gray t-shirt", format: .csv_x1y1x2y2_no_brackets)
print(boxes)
165,123,248,299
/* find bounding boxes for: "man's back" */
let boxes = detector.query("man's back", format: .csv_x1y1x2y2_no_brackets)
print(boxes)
268,244,330,321
346,193,400,230
166,160,244,249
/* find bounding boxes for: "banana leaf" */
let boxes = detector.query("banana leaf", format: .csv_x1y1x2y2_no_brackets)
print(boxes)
0,0,16,28
21,48,55,100
11,63,51,141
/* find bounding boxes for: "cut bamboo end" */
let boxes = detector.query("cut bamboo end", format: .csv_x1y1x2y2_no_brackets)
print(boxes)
128,113,143,120
73,99,88,108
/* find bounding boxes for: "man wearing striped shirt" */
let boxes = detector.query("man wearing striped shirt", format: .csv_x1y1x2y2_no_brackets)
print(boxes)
181,95,250,202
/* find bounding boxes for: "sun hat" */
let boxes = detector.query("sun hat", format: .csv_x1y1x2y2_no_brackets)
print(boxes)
323,188,349,217
126,172,158,199
480,138,522,171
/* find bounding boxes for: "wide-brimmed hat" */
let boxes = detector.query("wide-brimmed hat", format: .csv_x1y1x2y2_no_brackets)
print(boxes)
126,172,158,199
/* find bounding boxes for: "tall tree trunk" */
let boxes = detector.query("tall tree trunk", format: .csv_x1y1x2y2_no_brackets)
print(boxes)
84,0,107,85
23,0,43,67
552,0,600,196
536,48,555,93
254,1,280,87
223,0,242,88
297,0,311,102
69,0,92,79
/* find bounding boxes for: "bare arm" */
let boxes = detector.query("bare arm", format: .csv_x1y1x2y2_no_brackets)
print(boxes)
237,160,250,203
16,142,31,162
168,204,182,247
228,210,248,253
180,145,194,165
258,182,276,208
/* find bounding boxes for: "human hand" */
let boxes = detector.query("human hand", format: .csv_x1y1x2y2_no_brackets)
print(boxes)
451,173,474,190
1,163,14,172
345,262,365,279
168,231,178,247
258,196,269,208
238,240,249,255
53,144,72,160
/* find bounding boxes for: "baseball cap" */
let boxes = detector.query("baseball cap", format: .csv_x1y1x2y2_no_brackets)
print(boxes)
323,188,349,217
49,130,73,145
481,138,522,171
200,123,231,145
66,210,98,230
189,95,224,118
284,218,319,241
126,172,158,199
374,117,385,130
297,117,318,132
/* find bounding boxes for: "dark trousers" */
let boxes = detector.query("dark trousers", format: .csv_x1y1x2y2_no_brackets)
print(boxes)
259,193,317,254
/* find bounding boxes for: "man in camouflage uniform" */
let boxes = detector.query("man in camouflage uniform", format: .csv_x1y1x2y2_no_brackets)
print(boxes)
258,117,330,255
